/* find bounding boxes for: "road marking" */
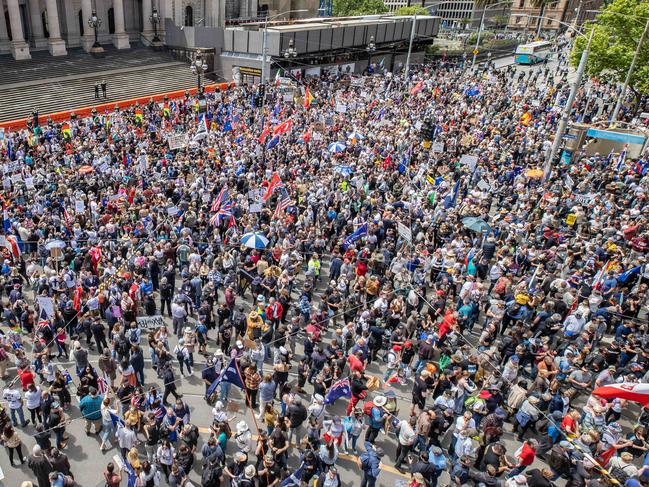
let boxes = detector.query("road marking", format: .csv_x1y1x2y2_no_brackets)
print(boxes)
195,428,409,478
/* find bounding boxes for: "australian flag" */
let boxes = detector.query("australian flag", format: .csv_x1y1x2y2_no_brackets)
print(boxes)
342,223,367,250
123,455,138,487
324,377,351,405
205,358,245,399
110,411,125,428
279,462,305,487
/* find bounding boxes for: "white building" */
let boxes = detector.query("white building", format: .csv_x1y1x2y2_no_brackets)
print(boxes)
0,0,316,60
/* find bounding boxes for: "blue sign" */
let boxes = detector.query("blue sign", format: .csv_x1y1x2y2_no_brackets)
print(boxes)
585,128,646,146
560,150,573,165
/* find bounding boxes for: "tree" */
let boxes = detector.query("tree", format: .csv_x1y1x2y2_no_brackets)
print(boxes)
332,0,388,16
571,0,649,109
394,6,430,16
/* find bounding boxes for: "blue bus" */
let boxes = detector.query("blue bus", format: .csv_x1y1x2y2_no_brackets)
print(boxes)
514,41,552,65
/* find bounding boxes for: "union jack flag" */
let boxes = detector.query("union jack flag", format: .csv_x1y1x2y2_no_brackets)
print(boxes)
210,199,232,227
62,206,74,229
211,187,229,212
97,376,108,394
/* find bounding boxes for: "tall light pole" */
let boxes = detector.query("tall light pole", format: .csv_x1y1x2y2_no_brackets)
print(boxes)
88,10,102,48
471,0,513,68
260,9,308,85
545,22,595,178
366,35,376,73
191,53,209,99
150,7,161,43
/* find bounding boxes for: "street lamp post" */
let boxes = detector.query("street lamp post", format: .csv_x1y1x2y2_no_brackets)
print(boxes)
260,9,308,85
283,38,298,65
150,7,161,43
545,23,595,177
88,10,102,48
366,35,376,73
191,53,209,99
471,0,513,68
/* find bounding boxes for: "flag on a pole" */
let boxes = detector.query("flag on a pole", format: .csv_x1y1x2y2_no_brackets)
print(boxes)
304,88,315,109
259,125,271,144
616,265,642,284
193,114,208,142
324,377,351,405
342,223,368,250
262,172,284,201
592,383,649,407
205,358,245,399
63,369,73,384
97,376,108,395
410,81,424,96
279,463,305,487
273,119,292,136
273,187,292,220
615,145,628,172
266,135,280,150
110,411,125,427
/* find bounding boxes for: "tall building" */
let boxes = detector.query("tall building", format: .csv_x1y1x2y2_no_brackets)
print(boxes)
421,0,510,29
0,0,319,60
507,0,603,33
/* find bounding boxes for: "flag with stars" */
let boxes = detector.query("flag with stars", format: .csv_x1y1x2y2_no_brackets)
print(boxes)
324,377,351,405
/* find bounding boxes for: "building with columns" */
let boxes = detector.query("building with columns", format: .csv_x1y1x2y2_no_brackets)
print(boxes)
0,0,318,61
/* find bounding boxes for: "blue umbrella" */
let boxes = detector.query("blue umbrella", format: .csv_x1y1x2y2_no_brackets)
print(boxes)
462,217,491,234
333,165,353,176
327,141,346,153
347,131,364,141
240,232,269,249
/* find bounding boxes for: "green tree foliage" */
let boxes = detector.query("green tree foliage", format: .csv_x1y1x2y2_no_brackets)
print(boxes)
332,0,388,16
394,6,430,15
571,0,649,97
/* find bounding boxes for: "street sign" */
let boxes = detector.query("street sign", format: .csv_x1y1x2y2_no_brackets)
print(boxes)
473,49,479,55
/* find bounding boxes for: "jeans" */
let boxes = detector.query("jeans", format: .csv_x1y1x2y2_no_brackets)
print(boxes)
360,474,376,487
395,443,412,468
220,382,231,402
508,465,528,478
365,427,381,444
54,428,65,448
10,407,26,426
101,419,115,442
288,425,305,446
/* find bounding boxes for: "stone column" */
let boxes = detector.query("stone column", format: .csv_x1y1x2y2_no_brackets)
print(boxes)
80,0,94,52
28,0,47,48
0,6,11,54
45,0,67,55
112,0,130,49
141,0,153,37
7,0,31,60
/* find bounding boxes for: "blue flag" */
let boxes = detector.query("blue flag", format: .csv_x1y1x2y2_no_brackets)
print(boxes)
63,369,73,384
617,265,642,284
205,358,245,399
123,455,138,487
279,462,304,487
466,86,480,97
110,411,125,428
267,135,280,149
223,120,232,132
342,223,368,250
324,377,351,405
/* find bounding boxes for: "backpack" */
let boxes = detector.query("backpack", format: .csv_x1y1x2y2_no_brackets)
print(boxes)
609,465,633,485
359,452,370,470
201,464,222,487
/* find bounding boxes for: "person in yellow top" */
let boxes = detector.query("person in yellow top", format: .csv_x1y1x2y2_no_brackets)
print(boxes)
308,254,321,282
246,311,264,340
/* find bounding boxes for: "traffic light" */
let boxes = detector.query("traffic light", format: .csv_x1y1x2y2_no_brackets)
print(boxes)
420,119,434,141
254,83,266,108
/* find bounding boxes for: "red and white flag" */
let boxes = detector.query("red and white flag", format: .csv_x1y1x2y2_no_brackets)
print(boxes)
272,119,292,136
592,383,649,407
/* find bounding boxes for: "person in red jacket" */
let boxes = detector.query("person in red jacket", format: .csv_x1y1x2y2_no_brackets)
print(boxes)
265,297,283,327
508,438,538,477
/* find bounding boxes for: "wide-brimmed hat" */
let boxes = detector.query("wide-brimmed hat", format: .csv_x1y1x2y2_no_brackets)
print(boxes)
236,421,249,434
373,396,387,407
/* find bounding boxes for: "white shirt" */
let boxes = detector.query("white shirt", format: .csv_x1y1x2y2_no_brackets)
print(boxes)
2,388,22,409
25,388,41,409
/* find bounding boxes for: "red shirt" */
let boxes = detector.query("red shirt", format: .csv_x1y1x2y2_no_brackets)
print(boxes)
518,443,536,466
347,354,365,373
561,415,576,434
19,369,35,391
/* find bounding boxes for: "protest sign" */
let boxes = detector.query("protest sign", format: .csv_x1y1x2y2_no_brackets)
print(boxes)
136,315,165,330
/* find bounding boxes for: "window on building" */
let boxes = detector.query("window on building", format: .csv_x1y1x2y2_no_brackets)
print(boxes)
519,0,525,7
184,5,194,26
108,7,115,34
42,11,49,38
78,10,84,36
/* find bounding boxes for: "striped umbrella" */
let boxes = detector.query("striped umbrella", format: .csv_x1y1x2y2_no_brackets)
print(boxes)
240,232,269,249
347,131,364,141
327,141,347,153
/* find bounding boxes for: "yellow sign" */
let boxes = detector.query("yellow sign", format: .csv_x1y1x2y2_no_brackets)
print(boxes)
566,214,576,226
422,140,431,149
473,49,479,55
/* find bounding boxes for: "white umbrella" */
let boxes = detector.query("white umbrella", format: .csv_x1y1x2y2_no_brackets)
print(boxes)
347,131,364,140
240,232,269,249
45,240,66,250
327,142,346,153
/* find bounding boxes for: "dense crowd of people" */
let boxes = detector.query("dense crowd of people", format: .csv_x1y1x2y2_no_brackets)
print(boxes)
0,45,648,487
